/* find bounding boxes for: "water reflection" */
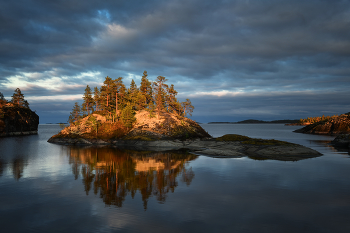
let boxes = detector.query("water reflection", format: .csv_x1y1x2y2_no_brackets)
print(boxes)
0,157,28,180
66,147,197,209
12,158,27,180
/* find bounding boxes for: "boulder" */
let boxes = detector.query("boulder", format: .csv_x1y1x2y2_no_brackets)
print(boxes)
331,134,350,148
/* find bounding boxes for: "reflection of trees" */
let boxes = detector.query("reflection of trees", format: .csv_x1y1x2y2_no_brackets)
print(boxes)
12,158,26,180
0,157,27,180
11,158,27,181
67,147,197,209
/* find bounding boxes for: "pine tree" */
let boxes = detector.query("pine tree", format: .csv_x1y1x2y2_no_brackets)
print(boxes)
11,88,29,108
120,103,136,129
68,102,82,124
167,84,180,113
140,71,153,107
82,85,94,115
113,77,127,113
127,79,139,110
100,76,114,113
153,76,168,118
181,99,194,117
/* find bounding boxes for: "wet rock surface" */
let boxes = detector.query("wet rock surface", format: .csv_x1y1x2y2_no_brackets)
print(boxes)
0,106,39,137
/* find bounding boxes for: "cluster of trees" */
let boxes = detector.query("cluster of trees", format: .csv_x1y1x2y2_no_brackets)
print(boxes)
69,71,194,125
299,114,339,124
0,88,30,109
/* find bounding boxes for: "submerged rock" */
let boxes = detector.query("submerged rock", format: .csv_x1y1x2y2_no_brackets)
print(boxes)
294,113,350,135
0,106,39,137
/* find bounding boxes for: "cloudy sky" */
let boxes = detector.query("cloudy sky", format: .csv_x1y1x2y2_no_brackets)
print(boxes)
1,0,349,123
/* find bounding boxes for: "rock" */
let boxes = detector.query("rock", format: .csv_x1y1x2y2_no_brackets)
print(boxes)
0,106,39,137
331,134,350,148
294,113,350,135
48,134,322,161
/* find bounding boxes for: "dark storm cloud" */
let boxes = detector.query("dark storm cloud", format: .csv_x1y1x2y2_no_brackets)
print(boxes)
0,0,349,122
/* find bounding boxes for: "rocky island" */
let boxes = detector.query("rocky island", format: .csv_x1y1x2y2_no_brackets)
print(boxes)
0,89,39,137
48,72,321,161
294,112,350,135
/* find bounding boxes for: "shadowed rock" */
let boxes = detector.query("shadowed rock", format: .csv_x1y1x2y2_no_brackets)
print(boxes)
0,106,39,137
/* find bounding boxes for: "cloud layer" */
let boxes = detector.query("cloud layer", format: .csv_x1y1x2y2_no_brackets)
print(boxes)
1,0,349,123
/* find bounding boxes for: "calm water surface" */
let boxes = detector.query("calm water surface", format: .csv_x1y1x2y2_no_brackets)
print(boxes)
1,124,350,233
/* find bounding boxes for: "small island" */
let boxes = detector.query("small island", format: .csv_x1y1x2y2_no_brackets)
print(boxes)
48,72,322,161
0,89,39,137
294,112,350,135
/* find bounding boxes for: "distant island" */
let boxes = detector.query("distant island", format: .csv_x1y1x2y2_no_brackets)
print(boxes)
0,89,39,136
208,119,300,124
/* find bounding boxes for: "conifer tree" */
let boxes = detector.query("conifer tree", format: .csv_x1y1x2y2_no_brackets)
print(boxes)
153,76,168,118
127,79,139,110
140,71,153,107
113,77,127,113
68,102,82,123
120,103,136,129
100,76,114,113
82,85,94,115
167,84,180,114
181,99,194,117
11,88,29,108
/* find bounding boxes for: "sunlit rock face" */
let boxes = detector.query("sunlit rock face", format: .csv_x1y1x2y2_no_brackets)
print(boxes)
0,106,39,136
50,110,211,141
294,113,350,135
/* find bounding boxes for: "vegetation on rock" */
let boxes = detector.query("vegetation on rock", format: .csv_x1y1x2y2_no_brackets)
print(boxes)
0,89,39,136
294,112,350,135
53,71,210,141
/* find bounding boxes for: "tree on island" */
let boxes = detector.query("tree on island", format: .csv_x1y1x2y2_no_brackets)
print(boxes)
120,103,136,129
68,102,82,124
153,76,168,118
11,88,29,108
67,71,195,128
182,99,194,117
82,85,94,116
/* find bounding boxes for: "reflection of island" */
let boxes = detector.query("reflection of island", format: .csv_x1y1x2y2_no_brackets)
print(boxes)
67,147,197,209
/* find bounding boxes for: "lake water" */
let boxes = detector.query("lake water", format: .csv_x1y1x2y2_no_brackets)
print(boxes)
1,124,350,233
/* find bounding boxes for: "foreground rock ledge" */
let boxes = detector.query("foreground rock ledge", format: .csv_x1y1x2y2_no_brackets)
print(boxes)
48,134,322,161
